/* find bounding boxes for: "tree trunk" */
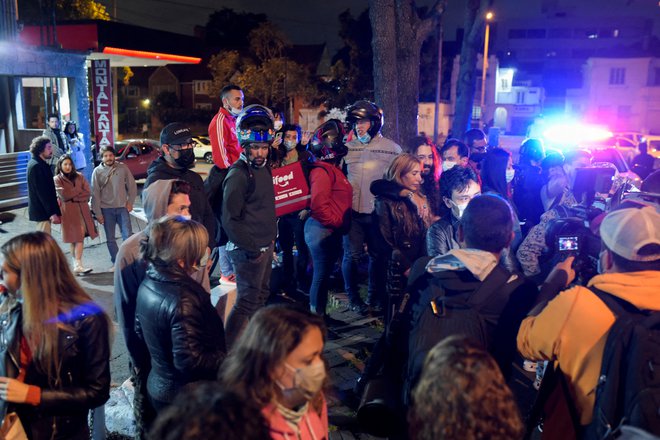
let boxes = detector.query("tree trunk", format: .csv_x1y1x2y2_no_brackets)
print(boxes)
369,0,399,141
395,0,420,148
451,0,488,140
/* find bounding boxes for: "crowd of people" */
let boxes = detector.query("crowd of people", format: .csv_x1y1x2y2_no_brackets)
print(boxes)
3,85,660,439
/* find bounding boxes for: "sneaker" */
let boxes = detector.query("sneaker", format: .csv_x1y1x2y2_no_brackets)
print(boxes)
349,300,369,315
74,264,93,276
220,274,236,285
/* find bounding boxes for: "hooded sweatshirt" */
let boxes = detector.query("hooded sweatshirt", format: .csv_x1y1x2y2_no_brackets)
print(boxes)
114,179,211,371
144,157,216,248
422,249,538,378
517,271,660,424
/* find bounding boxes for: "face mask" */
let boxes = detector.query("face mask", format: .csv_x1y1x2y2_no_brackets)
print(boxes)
357,133,371,144
173,149,195,169
505,169,515,183
227,105,242,116
442,161,457,172
180,214,192,221
277,361,326,406
284,140,297,151
274,121,283,130
449,199,468,219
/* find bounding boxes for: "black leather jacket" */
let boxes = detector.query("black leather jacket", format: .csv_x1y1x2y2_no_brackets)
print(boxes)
135,265,226,407
371,179,427,270
13,302,111,440
426,215,460,258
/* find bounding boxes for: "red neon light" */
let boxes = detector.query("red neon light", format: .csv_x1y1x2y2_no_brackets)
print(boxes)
102,47,201,64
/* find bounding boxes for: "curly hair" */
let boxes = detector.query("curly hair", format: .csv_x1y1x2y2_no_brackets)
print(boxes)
409,335,524,440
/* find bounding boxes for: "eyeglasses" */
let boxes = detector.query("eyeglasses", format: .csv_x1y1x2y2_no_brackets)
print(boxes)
170,141,194,151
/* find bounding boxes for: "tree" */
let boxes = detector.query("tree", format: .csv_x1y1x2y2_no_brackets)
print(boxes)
18,0,110,22
207,50,244,97
203,8,267,49
450,0,489,140
249,22,288,62
369,0,447,145
324,9,374,108
207,20,318,110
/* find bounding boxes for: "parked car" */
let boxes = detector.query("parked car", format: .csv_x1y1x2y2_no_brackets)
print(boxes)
114,139,161,179
192,136,213,164
588,147,641,188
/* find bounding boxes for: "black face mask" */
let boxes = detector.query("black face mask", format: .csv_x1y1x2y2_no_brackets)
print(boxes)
173,149,195,169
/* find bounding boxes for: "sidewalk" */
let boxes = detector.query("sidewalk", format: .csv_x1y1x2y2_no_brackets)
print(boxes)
0,206,385,439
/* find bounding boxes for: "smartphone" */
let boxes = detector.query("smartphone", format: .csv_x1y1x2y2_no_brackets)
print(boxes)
274,132,283,142
558,236,579,252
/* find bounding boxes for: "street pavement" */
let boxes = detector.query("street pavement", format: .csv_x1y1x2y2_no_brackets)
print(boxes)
0,168,385,439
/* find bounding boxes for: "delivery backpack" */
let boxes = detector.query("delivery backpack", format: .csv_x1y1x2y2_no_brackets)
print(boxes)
583,288,660,439
405,260,523,401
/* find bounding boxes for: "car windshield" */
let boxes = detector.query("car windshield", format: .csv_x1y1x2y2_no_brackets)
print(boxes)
590,149,628,172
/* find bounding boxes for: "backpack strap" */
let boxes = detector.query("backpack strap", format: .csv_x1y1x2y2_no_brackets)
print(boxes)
588,286,646,319
468,264,521,306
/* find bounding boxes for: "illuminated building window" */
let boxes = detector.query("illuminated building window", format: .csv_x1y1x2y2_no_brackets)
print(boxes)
609,68,626,85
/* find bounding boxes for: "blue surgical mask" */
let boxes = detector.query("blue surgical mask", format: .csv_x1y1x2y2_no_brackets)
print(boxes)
284,140,297,151
357,133,371,144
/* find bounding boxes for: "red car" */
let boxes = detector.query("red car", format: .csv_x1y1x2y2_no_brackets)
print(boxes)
114,139,161,179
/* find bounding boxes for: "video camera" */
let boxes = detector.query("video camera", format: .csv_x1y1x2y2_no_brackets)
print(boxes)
544,167,616,284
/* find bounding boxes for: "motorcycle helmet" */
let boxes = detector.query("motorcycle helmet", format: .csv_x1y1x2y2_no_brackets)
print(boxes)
346,100,383,137
308,119,348,162
236,104,275,147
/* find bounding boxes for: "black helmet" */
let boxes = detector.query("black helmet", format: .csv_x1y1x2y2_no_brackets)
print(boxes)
236,104,275,147
346,100,383,137
308,119,348,162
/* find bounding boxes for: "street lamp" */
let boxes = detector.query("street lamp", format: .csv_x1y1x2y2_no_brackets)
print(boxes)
480,11,494,127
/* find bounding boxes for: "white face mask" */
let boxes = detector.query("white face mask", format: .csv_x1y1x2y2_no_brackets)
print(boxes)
277,361,326,406
284,140,297,151
442,161,457,172
449,199,468,219
274,121,283,130
505,169,516,183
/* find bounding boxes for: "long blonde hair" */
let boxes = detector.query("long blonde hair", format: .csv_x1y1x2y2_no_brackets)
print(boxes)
385,153,423,189
0,232,110,382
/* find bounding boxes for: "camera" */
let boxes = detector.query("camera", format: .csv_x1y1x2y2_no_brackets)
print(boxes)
543,166,617,284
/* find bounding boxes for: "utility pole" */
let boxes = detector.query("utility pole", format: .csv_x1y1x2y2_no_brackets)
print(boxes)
433,24,444,145
479,11,493,128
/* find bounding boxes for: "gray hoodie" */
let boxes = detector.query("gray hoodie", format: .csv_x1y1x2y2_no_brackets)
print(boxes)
114,179,210,370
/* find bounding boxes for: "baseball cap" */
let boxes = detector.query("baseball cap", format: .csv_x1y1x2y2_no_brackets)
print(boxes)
160,122,192,145
599,206,660,262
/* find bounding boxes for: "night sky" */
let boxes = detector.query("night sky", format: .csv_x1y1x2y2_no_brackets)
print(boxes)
106,0,660,56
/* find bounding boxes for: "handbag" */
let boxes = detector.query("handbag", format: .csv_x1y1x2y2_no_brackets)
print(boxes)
0,412,28,440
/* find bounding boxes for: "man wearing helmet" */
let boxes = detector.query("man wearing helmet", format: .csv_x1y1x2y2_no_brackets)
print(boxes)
342,100,402,313
221,104,278,348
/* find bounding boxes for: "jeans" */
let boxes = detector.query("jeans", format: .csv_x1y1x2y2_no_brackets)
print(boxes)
101,207,132,264
342,212,388,305
278,213,310,292
305,218,342,315
226,243,274,348
217,245,234,277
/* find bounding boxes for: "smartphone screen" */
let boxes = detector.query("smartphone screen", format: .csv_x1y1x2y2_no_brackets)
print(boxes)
558,236,579,251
